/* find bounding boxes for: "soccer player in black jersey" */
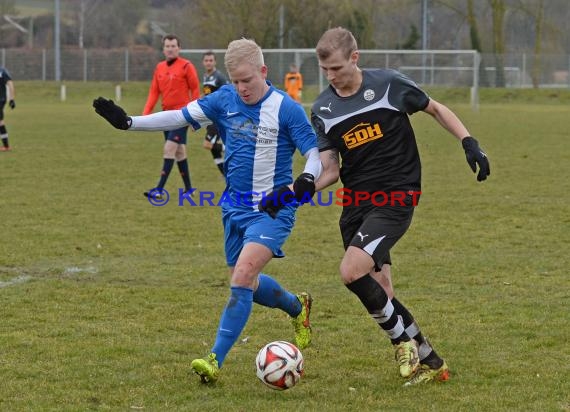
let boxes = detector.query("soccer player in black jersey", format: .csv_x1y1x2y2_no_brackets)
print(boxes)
201,51,230,175
311,27,490,385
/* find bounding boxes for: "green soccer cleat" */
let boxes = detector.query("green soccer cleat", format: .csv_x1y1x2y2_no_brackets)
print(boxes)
394,340,419,378
191,353,220,383
404,361,450,386
291,292,312,349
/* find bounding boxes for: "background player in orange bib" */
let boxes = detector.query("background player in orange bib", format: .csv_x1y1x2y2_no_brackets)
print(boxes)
284,63,303,103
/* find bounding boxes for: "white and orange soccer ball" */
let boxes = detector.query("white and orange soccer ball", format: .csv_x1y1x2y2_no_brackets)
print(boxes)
255,340,304,390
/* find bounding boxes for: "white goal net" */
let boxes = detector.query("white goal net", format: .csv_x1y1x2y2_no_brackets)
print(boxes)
182,48,480,110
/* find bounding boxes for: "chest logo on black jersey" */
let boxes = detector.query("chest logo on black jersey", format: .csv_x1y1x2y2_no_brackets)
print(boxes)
342,122,383,149
320,103,332,113
363,89,375,101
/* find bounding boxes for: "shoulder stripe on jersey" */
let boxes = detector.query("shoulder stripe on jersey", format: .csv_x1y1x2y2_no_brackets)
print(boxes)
182,106,201,130
320,84,398,134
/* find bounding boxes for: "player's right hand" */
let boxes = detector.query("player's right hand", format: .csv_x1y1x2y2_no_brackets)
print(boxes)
9,99,15,109
93,97,132,130
258,186,296,219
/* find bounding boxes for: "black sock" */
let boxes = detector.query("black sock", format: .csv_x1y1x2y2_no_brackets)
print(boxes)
392,297,443,368
346,275,409,344
157,158,175,190
177,159,192,191
0,125,8,147
392,298,425,344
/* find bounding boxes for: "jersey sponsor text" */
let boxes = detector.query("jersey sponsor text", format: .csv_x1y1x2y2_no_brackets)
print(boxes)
342,122,383,149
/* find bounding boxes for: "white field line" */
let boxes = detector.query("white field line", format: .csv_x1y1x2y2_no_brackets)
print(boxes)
0,275,32,288
0,266,98,289
63,266,98,274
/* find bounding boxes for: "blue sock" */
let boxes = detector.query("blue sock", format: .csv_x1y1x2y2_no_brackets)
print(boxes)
211,287,253,367
253,273,302,317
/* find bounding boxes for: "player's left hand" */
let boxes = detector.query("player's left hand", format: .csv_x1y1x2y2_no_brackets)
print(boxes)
462,136,490,182
293,173,315,203
9,100,15,109
258,186,295,219
93,97,132,130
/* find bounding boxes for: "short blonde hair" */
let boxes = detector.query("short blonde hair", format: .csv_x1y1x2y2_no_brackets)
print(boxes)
316,27,358,60
225,38,264,73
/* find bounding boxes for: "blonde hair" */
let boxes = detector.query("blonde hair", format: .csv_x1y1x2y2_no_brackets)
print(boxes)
224,38,264,73
316,27,358,60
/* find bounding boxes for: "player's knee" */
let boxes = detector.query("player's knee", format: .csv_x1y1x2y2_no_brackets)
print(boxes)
340,248,376,284
231,265,257,288
339,261,360,284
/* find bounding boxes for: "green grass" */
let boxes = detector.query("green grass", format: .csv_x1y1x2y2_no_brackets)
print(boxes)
1,82,569,411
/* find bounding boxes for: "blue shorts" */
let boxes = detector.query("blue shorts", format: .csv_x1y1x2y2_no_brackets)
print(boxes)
163,126,189,145
222,205,297,267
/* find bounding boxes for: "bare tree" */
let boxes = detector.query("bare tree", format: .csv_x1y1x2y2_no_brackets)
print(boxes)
80,0,148,48
513,0,545,87
67,0,105,49
187,0,282,48
280,0,374,49
490,0,506,87
466,0,490,86
432,0,490,85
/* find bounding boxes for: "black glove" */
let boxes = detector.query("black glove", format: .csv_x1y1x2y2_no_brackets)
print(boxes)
258,186,295,219
293,172,315,203
462,136,490,182
9,100,15,109
93,97,131,130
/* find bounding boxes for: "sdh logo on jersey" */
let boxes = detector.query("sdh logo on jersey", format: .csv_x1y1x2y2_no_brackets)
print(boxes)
342,122,383,149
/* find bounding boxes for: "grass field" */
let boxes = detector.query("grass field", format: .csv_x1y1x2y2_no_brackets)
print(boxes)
1,82,569,411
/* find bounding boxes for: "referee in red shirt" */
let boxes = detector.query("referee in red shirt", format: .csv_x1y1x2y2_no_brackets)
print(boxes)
143,34,200,199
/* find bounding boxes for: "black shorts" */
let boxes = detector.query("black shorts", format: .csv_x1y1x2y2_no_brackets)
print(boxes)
204,124,223,158
339,193,417,269
210,143,223,159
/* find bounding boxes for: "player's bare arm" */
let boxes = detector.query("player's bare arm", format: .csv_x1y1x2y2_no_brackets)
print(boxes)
422,98,470,140
423,98,490,181
315,148,340,191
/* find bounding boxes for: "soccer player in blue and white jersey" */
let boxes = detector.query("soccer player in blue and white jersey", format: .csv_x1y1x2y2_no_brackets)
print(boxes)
93,38,322,384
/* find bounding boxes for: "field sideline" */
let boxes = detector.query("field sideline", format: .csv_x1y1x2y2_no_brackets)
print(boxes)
1,82,568,411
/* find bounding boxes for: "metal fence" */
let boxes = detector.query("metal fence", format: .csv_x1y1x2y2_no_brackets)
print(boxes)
2,47,569,89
